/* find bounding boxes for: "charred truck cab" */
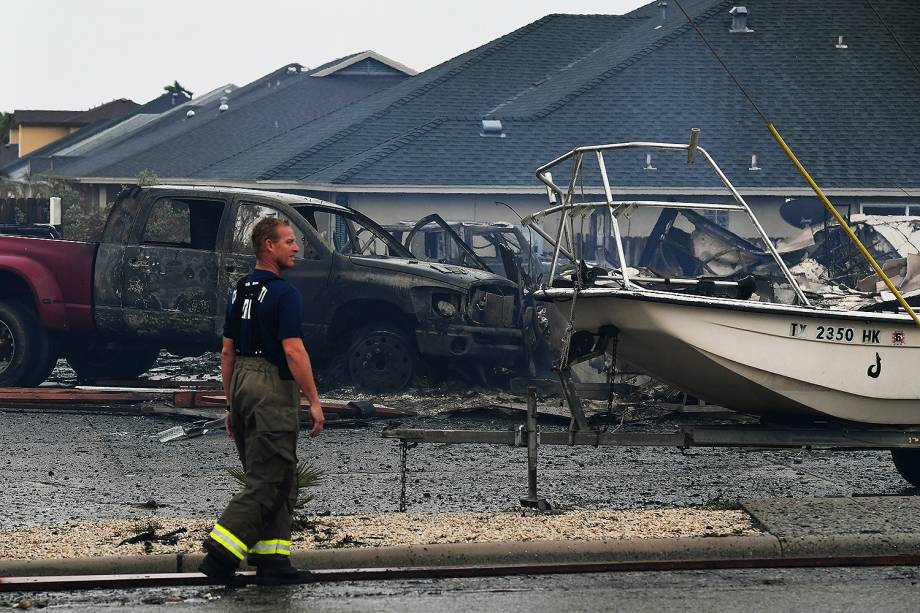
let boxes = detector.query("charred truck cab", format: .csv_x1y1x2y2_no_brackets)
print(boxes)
45,185,527,390
291,202,525,389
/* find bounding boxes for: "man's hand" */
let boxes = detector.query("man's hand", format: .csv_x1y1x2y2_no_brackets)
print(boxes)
220,337,236,439
308,403,324,437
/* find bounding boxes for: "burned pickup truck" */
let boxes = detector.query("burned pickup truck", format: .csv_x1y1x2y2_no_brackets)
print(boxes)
0,185,527,390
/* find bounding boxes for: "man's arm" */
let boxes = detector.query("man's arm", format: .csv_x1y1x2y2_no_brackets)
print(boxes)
220,337,236,437
282,337,324,437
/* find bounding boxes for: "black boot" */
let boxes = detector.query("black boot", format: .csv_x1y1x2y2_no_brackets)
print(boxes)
198,539,241,585
253,556,313,586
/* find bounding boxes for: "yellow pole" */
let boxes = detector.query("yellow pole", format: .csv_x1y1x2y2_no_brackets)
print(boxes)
768,123,920,329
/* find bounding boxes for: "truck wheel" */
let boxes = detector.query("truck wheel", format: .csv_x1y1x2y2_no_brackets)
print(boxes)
66,343,161,381
346,324,415,392
0,300,52,387
891,449,920,488
22,338,59,387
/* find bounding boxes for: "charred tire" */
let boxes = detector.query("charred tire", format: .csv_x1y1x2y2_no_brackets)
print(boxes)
66,343,161,381
0,300,53,387
346,324,415,392
891,449,920,488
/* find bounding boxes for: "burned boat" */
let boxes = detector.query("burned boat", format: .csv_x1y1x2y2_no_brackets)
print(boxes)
523,138,920,425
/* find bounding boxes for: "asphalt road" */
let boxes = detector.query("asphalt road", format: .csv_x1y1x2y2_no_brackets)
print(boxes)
0,407,915,529
6,566,920,611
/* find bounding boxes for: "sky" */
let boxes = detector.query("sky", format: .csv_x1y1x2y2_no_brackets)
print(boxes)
4,0,650,112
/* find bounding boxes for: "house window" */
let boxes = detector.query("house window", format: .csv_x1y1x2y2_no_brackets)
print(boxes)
861,203,918,216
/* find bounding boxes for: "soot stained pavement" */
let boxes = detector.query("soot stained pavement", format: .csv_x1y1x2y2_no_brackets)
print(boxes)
6,566,920,612
0,406,915,530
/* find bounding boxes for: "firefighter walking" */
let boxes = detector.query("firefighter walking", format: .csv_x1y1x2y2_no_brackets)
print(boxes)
199,217,324,585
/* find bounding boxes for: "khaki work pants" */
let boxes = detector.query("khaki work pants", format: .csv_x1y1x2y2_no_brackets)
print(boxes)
213,357,300,564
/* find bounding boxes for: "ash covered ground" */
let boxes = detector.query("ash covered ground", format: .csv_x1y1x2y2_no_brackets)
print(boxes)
3,350,915,530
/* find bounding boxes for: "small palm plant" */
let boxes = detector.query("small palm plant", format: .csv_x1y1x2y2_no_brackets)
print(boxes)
228,461,325,529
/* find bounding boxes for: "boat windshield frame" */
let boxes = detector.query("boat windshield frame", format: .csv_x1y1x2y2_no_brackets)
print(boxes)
522,139,811,307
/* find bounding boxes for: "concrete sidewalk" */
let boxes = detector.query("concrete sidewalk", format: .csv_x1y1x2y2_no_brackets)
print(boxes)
2,496,918,578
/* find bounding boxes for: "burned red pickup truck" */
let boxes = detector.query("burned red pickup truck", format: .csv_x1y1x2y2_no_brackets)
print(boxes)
0,185,528,389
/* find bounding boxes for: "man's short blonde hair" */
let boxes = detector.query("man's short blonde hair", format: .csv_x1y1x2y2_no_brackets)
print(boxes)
252,217,291,257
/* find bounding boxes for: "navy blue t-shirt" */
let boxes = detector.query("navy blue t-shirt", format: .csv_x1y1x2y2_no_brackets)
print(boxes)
222,269,304,368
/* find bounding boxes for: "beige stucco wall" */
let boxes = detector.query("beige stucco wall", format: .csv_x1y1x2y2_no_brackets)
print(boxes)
18,125,74,156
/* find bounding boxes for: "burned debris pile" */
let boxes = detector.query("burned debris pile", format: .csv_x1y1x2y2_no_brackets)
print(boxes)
592,209,920,311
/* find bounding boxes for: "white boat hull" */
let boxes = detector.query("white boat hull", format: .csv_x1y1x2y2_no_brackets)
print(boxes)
542,289,920,425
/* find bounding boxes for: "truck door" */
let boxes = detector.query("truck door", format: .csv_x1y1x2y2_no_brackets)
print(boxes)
218,200,332,351
121,196,226,343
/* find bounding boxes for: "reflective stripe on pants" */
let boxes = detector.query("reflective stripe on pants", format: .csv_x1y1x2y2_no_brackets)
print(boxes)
209,523,248,560
250,539,292,556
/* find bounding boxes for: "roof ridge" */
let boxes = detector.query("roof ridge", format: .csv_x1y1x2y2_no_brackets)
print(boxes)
326,119,447,183
257,14,561,181
524,0,730,120
191,78,400,178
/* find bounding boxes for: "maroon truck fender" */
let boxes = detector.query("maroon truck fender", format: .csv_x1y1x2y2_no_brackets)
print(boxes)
0,241,96,333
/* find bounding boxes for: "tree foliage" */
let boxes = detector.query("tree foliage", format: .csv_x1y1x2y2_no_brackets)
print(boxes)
0,112,13,143
163,80,193,98
228,461,325,530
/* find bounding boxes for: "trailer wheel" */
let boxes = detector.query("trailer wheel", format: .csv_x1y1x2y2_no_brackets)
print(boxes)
0,300,52,387
891,449,920,488
66,343,161,382
346,324,415,392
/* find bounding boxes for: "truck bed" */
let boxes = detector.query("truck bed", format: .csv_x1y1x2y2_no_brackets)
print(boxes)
0,235,97,331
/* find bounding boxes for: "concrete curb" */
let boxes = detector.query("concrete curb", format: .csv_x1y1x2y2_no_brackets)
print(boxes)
3,533,919,578
0,535,780,577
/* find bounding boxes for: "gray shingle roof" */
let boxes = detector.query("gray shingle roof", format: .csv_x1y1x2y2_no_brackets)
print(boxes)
11,110,86,128
43,0,920,193
47,58,411,181
1,94,178,176
240,0,920,191
11,99,139,128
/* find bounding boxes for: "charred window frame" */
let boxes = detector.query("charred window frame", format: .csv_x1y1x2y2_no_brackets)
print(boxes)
140,197,225,250
231,201,319,260
296,206,411,258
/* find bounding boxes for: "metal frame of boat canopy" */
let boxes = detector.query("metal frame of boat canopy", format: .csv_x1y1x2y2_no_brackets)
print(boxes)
522,132,811,306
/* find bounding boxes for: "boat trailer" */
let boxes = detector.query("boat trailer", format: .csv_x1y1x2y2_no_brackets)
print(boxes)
382,385,920,511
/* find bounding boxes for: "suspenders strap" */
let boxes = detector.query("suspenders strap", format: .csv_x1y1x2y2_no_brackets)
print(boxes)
229,273,282,358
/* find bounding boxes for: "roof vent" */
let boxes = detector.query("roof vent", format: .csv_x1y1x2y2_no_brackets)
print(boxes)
749,154,762,171
480,119,505,138
658,1,668,26
729,6,753,33
185,109,196,118
219,102,229,113
287,65,299,74
644,154,657,171
835,35,848,49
